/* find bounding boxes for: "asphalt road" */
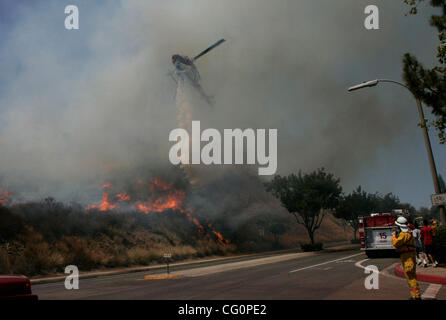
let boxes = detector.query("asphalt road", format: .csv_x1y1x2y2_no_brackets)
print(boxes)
33,249,445,300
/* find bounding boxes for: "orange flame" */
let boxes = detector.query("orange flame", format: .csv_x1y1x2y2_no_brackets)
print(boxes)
86,190,117,211
149,178,171,191
212,230,227,244
0,188,13,206
85,178,227,244
135,187,185,213
115,192,130,201
184,211,205,234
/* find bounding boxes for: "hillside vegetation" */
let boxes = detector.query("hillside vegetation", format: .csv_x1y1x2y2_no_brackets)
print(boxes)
0,198,352,276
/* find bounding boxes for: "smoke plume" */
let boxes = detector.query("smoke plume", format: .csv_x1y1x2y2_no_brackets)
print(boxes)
0,0,443,208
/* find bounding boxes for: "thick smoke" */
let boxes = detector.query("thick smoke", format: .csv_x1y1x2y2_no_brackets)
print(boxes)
0,0,443,208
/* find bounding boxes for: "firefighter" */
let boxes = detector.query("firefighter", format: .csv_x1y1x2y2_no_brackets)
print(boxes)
392,216,421,300
432,219,438,231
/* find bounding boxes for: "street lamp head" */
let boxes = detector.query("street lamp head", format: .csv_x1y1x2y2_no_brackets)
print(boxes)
347,79,379,92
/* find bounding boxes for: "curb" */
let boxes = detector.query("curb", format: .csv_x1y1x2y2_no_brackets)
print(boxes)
395,263,446,284
143,274,182,280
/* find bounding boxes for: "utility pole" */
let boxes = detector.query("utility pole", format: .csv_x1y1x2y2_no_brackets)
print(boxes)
415,98,446,225
348,79,445,225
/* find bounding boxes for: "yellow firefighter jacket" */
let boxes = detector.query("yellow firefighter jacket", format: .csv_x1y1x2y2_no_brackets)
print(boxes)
392,231,415,254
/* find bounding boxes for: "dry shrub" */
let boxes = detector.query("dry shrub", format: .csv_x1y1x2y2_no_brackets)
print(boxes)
2,227,64,275
127,247,151,265
0,246,11,274
1,198,354,277
57,236,110,269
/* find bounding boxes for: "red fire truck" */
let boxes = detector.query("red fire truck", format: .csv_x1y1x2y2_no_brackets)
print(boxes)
358,212,400,258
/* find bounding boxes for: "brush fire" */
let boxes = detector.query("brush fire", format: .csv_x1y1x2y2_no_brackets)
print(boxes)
85,178,228,244
0,188,13,206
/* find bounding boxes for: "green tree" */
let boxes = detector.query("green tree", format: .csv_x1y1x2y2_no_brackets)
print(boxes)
265,168,342,244
335,186,375,240
417,205,440,221
368,192,416,217
403,0,446,143
371,193,402,212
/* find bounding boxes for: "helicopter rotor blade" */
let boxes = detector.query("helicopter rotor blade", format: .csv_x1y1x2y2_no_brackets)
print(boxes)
193,39,226,61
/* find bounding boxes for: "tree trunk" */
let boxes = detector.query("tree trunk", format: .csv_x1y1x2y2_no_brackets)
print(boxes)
307,228,315,245
293,212,315,244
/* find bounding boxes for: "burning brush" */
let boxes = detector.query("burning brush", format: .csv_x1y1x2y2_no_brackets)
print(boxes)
0,188,13,206
86,178,228,244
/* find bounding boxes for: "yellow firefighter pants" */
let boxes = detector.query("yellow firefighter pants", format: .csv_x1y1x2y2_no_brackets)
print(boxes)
400,252,420,299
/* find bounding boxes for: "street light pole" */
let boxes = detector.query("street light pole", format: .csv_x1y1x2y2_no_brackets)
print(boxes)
348,79,446,225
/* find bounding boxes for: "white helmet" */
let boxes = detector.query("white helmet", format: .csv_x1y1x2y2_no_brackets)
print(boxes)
395,216,409,231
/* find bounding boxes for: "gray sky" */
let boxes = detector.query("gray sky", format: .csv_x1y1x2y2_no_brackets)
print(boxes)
0,0,444,208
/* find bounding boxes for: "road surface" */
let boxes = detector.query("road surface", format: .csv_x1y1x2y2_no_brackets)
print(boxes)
33,248,445,300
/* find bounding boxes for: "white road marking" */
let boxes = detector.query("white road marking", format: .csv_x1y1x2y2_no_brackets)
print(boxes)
421,284,442,300
336,259,356,263
354,258,424,282
354,258,389,275
179,252,316,277
354,259,371,271
289,253,363,273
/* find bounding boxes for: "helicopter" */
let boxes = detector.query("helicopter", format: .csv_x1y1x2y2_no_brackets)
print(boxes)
168,39,226,105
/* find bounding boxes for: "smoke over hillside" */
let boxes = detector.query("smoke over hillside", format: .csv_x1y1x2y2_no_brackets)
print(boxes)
0,0,442,208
